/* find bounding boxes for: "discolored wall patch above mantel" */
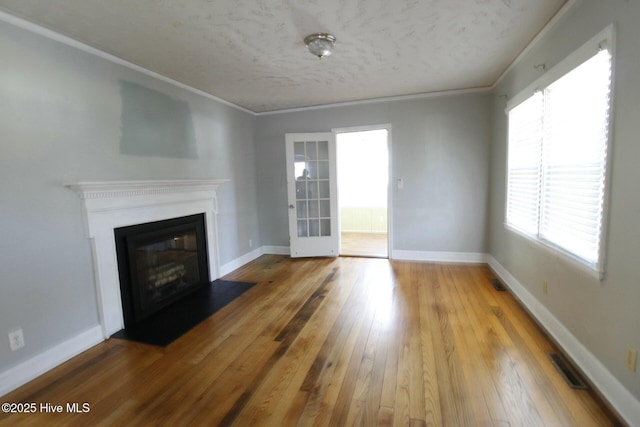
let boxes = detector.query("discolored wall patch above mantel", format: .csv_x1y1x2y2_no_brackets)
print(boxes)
119,81,198,159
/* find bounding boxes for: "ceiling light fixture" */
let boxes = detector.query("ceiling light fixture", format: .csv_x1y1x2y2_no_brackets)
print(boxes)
304,33,336,59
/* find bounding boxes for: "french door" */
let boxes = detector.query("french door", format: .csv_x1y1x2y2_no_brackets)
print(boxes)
285,133,339,257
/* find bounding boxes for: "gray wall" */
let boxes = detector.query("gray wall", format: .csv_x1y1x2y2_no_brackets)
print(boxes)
0,20,259,371
255,94,492,254
488,0,640,401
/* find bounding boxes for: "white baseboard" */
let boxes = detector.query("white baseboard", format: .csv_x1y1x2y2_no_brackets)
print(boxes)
340,230,387,234
261,245,290,255
393,250,488,264
219,247,265,276
219,246,290,276
0,325,104,398
486,256,640,426
258,247,487,263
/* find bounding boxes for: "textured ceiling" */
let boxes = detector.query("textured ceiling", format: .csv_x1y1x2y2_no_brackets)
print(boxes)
0,0,567,113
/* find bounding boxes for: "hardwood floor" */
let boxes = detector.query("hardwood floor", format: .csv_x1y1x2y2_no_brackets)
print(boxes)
0,256,619,426
341,232,388,258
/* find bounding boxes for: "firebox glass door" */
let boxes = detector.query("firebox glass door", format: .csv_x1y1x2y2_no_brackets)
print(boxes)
135,231,201,311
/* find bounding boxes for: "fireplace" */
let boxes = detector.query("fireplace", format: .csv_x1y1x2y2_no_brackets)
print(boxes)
115,214,209,327
66,179,227,338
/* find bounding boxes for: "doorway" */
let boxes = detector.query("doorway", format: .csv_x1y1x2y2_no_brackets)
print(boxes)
336,127,389,258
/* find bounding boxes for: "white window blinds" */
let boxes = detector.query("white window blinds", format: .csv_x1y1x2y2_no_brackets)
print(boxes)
506,47,612,272
506,92,543,236
540,50,612,266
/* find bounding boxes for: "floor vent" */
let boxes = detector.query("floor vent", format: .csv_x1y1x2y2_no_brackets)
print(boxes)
548,352,588,389
490,278,506,292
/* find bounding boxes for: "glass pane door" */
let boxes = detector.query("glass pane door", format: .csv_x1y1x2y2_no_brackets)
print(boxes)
295,140,331,238
286,133,338,257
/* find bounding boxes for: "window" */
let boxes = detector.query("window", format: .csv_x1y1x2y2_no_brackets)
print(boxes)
505,27,613,275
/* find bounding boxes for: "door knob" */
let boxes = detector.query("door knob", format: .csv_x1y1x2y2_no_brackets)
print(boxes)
289,204,295,209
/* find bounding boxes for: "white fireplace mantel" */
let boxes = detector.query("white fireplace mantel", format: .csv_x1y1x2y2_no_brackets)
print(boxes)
66,179,229,338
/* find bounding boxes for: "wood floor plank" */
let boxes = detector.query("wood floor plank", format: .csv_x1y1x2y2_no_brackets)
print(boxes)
291,261,369,426
443,264,544,426
301,281,371,427
378,405,395,426
413,264,443,427
439,263,500,426
0,256,620,427
462,266,575,425
471,268,597,423
474,268,616,426
326,266,382,426
234,259,361,426
211,265,342,426
429,263,476,426
360,284,394,426
379,282,401,411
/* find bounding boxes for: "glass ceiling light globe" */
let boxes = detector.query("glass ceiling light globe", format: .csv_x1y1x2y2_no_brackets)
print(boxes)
304,33,336,59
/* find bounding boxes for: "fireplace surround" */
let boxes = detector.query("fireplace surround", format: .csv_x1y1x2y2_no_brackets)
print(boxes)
67,179,228,338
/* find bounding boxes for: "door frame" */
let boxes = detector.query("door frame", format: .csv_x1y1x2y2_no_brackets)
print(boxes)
332,124,393,259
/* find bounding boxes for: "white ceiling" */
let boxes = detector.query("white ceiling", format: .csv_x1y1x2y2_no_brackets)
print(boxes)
0,0,567,113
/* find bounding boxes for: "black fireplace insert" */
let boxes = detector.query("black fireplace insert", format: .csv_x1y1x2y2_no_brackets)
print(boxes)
114,214,210,327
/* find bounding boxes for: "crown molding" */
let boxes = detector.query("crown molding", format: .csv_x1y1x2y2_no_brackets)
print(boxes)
0,10,254,115
255,86,493,116
491,0,580,90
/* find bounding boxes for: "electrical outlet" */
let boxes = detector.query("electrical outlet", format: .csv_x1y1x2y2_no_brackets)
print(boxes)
626,347,637,372
8,329,25,352
542,280,548,295
249,239,253,248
